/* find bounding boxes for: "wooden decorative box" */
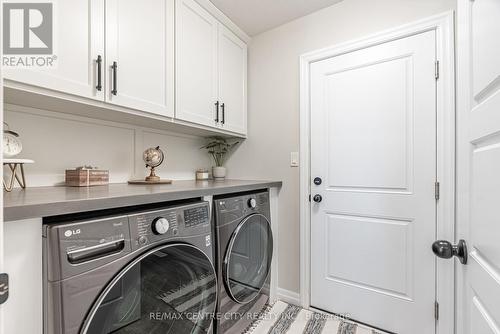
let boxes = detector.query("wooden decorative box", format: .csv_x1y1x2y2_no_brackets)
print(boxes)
65,168,109,187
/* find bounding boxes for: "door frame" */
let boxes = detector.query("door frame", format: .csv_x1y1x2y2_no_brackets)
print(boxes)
299,12,455,334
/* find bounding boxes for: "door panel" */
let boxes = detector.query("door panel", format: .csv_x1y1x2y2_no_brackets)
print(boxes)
457,0,500,333
175,0,218,127
310,31,436,334
4,0,104,100
471,0,500,101
218,25,247,134
224,214,272,304
324,56,413,192
324,214,413,299
106,0,174,117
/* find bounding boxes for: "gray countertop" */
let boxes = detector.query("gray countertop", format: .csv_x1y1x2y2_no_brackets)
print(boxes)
3,179,282,221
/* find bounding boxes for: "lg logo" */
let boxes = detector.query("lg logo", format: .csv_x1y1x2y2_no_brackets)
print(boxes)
64,229,81,238
3,3,53,55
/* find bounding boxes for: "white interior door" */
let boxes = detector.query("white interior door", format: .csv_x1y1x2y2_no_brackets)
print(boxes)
3,0,104,101
106,0,174,117
456,0,500,333
310,31,437,334
218,25,247,135
175,0,218,127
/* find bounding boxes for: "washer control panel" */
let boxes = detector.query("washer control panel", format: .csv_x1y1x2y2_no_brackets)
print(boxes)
128,201,210,250
184,205,209,227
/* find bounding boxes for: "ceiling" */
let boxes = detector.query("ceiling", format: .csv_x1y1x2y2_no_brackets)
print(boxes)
210,0,344,36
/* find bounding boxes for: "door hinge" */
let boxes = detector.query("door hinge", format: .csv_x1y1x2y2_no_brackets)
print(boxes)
435,60,440,80
434,301,439,320
0,273,9,305
435,181,440,200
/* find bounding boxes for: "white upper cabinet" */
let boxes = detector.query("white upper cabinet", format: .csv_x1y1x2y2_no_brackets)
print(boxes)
218,25,247,134
105,0,174,117
176,0,247,135
175,0,219,127
3,0,105,101
3,0,248,136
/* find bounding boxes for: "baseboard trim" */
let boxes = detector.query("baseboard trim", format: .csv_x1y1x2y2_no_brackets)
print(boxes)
277,288,301,306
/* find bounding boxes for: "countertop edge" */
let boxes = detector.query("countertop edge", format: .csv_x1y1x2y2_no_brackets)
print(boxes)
4,181,282,222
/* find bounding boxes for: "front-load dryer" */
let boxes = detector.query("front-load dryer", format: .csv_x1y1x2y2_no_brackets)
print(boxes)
213,190,273,334
43,201,216,334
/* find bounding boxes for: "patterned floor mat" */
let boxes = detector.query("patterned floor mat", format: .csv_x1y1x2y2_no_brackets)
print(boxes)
245,301,391,334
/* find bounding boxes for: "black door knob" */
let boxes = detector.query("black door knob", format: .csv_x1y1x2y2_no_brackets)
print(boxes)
313,194,322,203
313,177,322,185
432,239,468,264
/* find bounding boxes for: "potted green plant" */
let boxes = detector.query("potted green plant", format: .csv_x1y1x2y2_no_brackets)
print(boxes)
200,137,239,180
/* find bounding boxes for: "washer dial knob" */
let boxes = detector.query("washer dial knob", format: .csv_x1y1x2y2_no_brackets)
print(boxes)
248,198,257,208
152,217,170,235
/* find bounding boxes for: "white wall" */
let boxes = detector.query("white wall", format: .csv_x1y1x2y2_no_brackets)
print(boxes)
225,0,456,295
4,104,211,186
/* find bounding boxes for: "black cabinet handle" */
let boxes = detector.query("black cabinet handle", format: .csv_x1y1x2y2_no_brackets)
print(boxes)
96,55,102,91
214,101,220,123
221,103,225,124
111,61,117,95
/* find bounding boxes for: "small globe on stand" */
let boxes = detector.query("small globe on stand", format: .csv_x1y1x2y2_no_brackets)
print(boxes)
128,146,171,185
143,146,164,182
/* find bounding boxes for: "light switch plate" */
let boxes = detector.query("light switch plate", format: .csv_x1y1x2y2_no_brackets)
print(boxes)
290,152,299,167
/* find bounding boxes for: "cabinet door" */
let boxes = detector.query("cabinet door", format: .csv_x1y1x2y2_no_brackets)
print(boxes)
218,25,247,135
106,0,174,117
3,0,104,101
3,219,43,334
175,0,218,127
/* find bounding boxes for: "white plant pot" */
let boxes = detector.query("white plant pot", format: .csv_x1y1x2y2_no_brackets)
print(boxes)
212,166,226,180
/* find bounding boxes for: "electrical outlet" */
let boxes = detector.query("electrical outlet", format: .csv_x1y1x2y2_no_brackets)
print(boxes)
290,152,299,167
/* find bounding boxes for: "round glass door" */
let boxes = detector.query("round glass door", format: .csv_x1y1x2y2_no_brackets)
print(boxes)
224,213,273,304
81,244,216,334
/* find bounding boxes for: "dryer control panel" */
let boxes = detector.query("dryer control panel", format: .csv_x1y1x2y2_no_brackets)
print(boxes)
214,191,270,227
